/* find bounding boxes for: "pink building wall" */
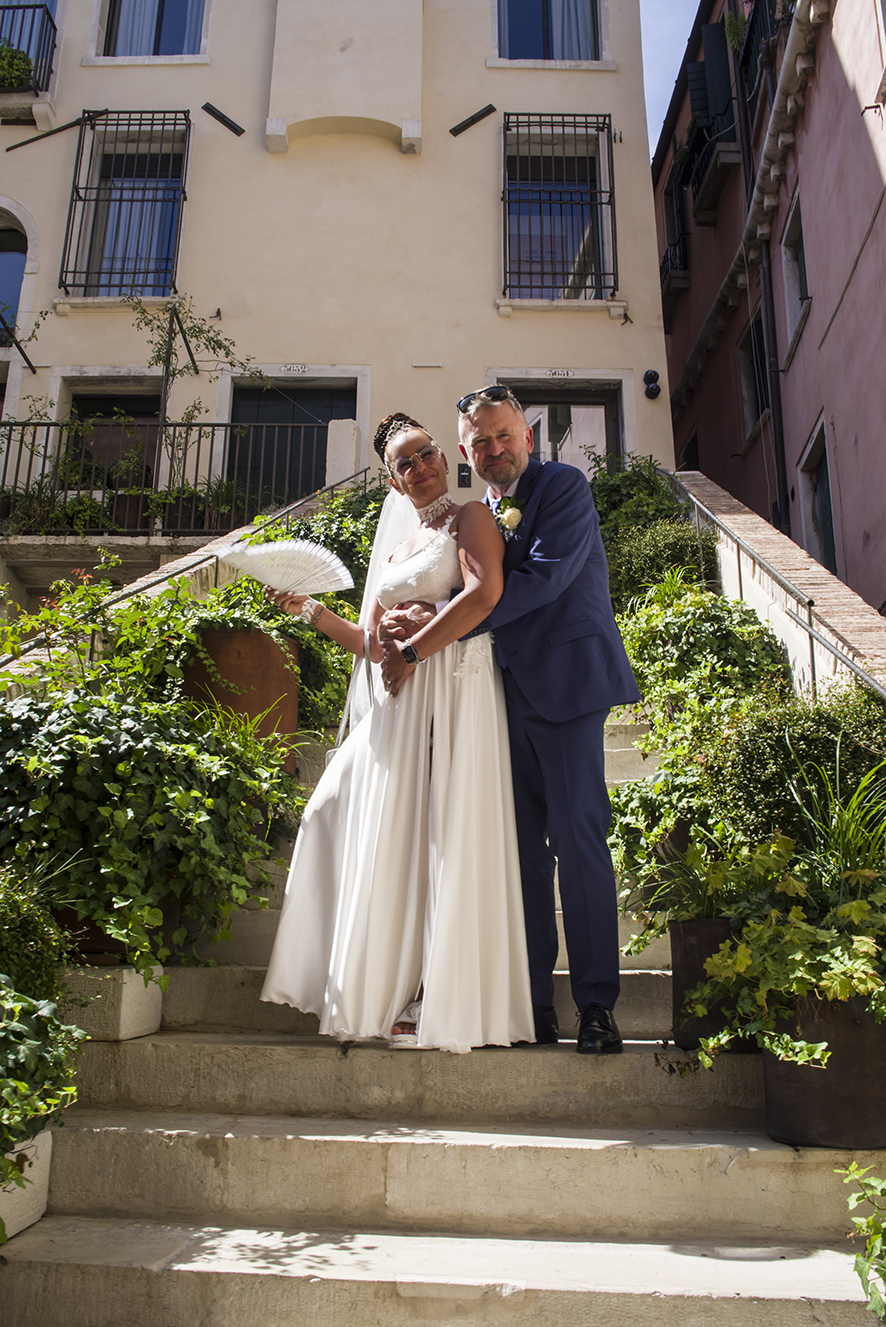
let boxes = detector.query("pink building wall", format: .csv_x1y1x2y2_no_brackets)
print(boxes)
653,0,886,613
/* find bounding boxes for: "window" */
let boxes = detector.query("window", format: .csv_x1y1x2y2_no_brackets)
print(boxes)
229,383,358,512
59,111,191,297
798,424,838,575
104,0,204,57
503,112,617,301
498,0,599,61
738,313,770,435
0,227,27,342
782,197,810,344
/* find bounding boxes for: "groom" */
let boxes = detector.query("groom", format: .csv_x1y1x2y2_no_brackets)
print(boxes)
384,386,640,1053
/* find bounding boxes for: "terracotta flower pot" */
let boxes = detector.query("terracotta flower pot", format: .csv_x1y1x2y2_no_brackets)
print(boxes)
181,627,299,774
763,997,886,1148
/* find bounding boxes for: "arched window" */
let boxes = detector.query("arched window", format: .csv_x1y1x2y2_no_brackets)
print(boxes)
0,226,27,343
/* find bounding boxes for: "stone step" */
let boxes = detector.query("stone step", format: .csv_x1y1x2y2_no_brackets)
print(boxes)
159,966,672,1040
47,1111,875,1244
74,1036,763,1129
197,900,673,971
3,1216,867,1327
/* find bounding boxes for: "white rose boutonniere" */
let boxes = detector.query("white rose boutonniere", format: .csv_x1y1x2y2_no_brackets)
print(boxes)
494,497,527,539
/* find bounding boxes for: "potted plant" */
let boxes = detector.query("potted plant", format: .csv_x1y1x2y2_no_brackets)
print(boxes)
687,759,886,1148
0,975,86,1243
0,38,33,93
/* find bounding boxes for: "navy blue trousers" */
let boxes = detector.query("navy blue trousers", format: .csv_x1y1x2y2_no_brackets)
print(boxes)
502,670,620,1013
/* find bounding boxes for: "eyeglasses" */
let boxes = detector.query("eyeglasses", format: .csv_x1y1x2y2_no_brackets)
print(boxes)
456,385,519,414
388,443,442,478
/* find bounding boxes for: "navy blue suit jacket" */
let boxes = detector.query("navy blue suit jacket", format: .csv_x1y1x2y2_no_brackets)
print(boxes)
485,458,640,724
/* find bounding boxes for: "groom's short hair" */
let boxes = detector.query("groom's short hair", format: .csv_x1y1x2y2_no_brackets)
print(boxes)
457,386,526,423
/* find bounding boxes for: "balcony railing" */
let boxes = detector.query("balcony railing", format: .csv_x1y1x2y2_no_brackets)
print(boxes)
739,0,796,124
0,5,56,94
0,420,330,537
660,236,688,287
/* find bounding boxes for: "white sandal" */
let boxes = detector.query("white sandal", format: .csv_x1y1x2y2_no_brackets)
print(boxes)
391,999,422,1045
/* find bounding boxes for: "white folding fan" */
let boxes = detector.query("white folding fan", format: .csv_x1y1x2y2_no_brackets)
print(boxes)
219,539,354,596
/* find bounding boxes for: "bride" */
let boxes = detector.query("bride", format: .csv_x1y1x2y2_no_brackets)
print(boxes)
260,413,534,1052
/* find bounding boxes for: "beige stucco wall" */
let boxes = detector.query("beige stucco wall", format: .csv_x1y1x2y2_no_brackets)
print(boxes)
1,0,672,484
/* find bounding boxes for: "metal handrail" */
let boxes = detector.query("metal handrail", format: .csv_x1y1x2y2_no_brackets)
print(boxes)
0,466,373,668
664,470,886,702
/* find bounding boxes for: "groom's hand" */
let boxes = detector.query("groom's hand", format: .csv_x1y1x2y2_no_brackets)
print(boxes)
378,601,436,643
381,641,414,696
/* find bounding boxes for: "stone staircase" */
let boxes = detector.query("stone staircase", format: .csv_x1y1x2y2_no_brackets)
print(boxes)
1,722,875,1324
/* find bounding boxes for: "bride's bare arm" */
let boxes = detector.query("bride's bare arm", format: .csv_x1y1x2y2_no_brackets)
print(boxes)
382,503,503,693
266,589,388,663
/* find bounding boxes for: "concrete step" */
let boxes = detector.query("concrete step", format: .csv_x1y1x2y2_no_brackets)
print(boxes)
159,966,672,1040
197,898,674,971
47,1111,878,1244
3,1216,868,1327
73,1036,763,1129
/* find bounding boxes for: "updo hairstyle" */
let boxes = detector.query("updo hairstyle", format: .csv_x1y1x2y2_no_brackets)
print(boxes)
373,413,430,468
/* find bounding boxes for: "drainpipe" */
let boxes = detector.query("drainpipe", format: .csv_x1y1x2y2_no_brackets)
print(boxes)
759,238,790,534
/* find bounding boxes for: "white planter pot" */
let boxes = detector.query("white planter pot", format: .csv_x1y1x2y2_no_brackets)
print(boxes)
60,965,163,1041
0,1129,52,1241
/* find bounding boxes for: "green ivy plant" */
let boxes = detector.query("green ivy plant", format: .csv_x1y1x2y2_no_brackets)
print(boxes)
0,689,302,978
838,1163,886,1322
0,862,66,1003
1,975,86,1243
685,760,886,1066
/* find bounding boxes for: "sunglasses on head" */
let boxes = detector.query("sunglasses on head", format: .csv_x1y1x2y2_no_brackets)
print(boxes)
456,385,518,414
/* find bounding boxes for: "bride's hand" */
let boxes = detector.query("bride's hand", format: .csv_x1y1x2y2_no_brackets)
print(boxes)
266,587,308,616
378,601,436,643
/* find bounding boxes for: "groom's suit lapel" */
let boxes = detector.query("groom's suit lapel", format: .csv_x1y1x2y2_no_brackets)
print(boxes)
500,457,544,570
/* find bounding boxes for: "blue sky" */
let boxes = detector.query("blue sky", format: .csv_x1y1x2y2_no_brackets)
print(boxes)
639,0,701,158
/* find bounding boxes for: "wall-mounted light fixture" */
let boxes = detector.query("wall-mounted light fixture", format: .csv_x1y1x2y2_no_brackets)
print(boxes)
644,370,661,400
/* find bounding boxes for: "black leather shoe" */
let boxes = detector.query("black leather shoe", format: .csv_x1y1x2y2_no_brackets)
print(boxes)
533,1003,559,1044
576,1003,623,1055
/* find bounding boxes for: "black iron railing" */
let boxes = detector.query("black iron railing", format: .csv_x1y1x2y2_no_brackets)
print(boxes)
503,112,618,300
0,419,331,536
740,0,796,124
0,4,56,93
689,113,738,208
660,236,688,287
59,110,191,297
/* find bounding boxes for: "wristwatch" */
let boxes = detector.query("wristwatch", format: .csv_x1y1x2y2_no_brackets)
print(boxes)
400,639,422,666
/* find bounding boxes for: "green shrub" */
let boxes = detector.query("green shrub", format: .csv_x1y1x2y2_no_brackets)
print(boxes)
588,453,684,545
0,864,64,1003
0,690,302,976
619,575,790,744
697,686,886,846
607,518,719,614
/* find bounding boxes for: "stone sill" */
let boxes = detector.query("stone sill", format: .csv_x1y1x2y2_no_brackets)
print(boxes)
485,58,616,71
0,90,55,130
496,298,627,319
53,296,170,315
81,54,210,66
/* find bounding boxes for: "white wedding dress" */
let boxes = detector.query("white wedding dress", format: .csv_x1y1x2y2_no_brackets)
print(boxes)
261,518,535,1053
